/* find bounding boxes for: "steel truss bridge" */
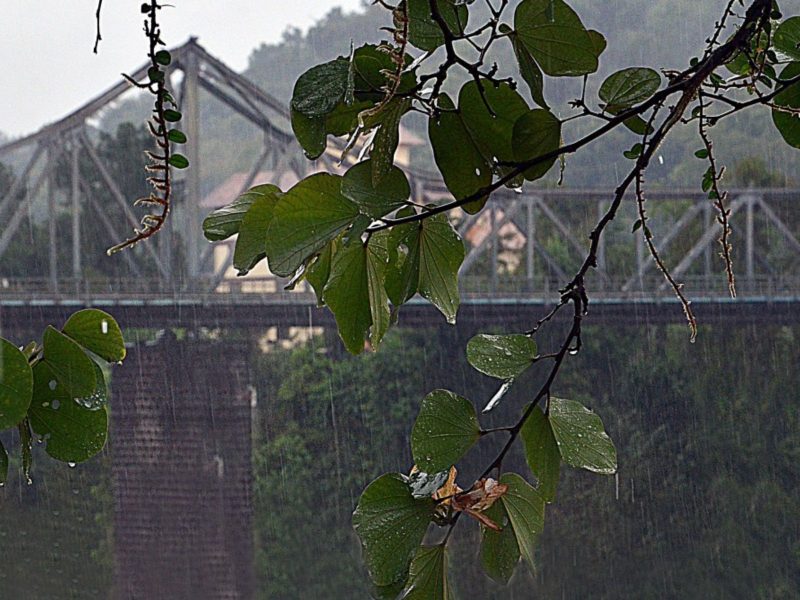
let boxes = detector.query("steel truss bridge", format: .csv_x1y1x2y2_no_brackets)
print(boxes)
1,39,799,332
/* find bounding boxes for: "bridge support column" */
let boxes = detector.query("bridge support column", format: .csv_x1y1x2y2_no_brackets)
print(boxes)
110,332,255,600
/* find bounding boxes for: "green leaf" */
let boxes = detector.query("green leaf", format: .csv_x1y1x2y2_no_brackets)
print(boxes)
0,438,7,485
203,192,258,241
167,129,187,144
407,0,468,52
480,501,520,584
459,79,531,163
305,241,335,306
520,406,561,502
353,44,416,95
0,338,33,430
504,25,548,109
466,333,538,380
323,233,390,352
412,389,480,473
62,309,125,363
512,109,562,181
342,161,410,218
775,17,800,61
352,473,434,587
154,50,172,66
265,173,359,277
623,143,643,160
291,58,351,118
168,154,189,169
29,362,108,463
548,397,617,474
417,214,465,323
599,67,661,110
385,210,421,306
430,94,491,213
402,545,454,600
42,326,96,398
372,580,407,600
73,360,109,411
772,63,800,148
695,148,709,159
370,99,410,186
291,109,327,160
233,185,281,275
499,473,545,574
163,109,182,122
325,99,375,136
514,0,600,77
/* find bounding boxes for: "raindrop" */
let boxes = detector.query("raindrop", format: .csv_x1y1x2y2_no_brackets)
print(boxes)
51,399,60,410
568,348,579,355
48,380,57,391
67,462,76,469
101,319,109,334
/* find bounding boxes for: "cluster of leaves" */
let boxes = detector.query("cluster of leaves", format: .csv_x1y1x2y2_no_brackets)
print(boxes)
352,332,616,596
107,1,188,254
0,310,125,485
195,0,800,595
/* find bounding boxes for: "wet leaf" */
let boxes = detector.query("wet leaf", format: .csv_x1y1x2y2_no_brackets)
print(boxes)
291,109,327,160
402,545,454,600
772,63,800,148
342,160,410,218
29,362,108,463
233,185,281,275
0,337,33,430
499,473,545,574
549,397,617,474
520,406,561,502
412,389,480,473
352,473,434,587
480,501,520,584
203,192,257,241
266,173,359,277
42,326,96,398
370,99,410,186
466,333,537,380
775,17,800,61
62,308,126,363
599,67,661,110
429,94,492,213
515,0,600,77
502,24,548,108
291,58,351,117
512,109,562,181
305,241,335,306
417,214,465,323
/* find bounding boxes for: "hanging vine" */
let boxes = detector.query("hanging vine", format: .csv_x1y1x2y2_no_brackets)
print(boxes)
106,1,189,255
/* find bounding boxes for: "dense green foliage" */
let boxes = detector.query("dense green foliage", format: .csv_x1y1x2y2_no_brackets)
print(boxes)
205,0,800,592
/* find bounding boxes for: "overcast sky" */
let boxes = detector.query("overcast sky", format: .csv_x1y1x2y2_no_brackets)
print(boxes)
0,1,365,137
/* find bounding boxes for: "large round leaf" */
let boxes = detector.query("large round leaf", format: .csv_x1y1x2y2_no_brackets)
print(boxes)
265,173,359,277
412,389,480,473
62,309,126,363
0,338,33,430
512,109,562,181
429,94,492,212
29,362,108,463
352,473,434,587
291,58,351,118
599,67,661,110
514,0,601,77
342,161,410,218
42,326,96,398
466,333,537,380
548,397,617,474
459,80,530,163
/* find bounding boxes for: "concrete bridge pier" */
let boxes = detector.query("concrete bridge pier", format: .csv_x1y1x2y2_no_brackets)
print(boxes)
110,331,255,600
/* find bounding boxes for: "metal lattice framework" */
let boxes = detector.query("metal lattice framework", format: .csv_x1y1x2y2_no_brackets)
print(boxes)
1,39,799,307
